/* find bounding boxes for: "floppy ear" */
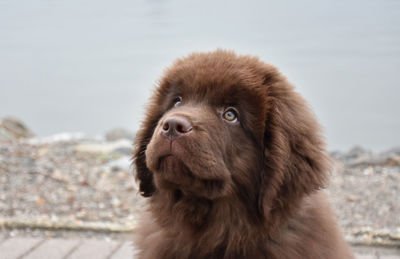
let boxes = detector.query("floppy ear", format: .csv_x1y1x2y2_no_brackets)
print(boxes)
259,77,331,227
133,86,169,197
133,115,158,197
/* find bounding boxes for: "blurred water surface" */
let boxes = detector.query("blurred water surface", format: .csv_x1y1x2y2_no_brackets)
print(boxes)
0,0,399,151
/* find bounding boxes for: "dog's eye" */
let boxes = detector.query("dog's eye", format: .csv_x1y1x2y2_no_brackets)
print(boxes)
223,108,238,122
173,96,182,107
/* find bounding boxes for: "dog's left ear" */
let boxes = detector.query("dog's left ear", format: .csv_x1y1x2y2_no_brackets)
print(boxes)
259,71,331,226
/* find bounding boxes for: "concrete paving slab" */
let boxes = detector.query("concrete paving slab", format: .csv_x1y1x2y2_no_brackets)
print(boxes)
110,242,135,259
24,239,80,259
0,237,44,259
0,236,6,245
355,254,376,259
66,239,119,259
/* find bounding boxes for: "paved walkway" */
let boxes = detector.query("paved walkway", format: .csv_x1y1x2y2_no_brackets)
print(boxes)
0,236,399,259
0,237,134,259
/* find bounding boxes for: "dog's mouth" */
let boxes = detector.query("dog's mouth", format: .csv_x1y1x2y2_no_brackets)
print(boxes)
155,153,228,199
146,133,232,199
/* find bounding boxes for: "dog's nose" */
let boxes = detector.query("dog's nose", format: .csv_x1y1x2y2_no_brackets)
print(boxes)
161,116,192,140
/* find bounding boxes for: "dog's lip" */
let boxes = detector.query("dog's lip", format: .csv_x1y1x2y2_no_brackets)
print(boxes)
154,139,186,169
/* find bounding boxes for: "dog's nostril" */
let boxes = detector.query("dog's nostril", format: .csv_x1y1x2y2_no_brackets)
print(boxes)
176,124,184,133
162,122,169,131
161,116,192,139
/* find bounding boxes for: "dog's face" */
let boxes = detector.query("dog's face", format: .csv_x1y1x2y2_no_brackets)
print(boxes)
134,51,328,218
145,65,267,199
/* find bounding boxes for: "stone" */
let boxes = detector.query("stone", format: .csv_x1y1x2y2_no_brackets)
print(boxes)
27,132,89,145
105,156,132,171
0,117,34,140
74,139,132,155
105,128,135,141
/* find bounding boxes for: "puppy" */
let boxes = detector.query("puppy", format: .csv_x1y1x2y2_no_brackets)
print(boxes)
133,50,354,259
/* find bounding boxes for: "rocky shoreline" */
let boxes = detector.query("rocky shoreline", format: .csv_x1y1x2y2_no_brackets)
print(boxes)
0,118,399,246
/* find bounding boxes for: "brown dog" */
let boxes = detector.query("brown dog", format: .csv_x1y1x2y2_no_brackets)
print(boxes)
133,50,354,259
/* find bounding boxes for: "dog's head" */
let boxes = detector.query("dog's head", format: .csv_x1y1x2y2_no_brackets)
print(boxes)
133,50,329,219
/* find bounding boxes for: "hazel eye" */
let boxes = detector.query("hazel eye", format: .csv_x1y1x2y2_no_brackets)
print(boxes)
223,108,238,122
173,96,182,107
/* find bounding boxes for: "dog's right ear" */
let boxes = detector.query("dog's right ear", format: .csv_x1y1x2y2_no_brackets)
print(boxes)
133,85,169,197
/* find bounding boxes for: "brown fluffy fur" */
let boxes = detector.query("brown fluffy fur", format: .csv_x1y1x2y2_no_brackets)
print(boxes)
133,50,354,259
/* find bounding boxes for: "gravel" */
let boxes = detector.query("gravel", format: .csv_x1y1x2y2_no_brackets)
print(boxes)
0,137,144,232
0,137,399,245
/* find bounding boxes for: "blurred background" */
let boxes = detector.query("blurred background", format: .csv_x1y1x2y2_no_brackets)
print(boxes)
0,1,399,258
0,0,399,151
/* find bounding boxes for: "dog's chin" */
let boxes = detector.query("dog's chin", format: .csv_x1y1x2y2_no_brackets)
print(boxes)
158,154,183,172
154,154,229,200
156,153,193,182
